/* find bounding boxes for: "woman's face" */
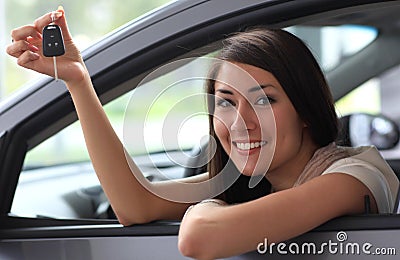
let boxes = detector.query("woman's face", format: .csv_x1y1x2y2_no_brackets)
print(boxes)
213,62,306,177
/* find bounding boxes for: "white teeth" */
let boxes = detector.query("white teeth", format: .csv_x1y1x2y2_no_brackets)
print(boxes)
235,141,266,150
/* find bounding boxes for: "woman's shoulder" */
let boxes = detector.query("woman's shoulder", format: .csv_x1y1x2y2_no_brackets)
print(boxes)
325,145,398,190
323,145,399,213
329,145,393,174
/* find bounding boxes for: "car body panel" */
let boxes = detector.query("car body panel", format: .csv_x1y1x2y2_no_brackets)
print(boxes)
1,225,400,259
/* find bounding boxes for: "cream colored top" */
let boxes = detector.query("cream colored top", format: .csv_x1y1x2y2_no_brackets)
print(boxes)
322,146,399,214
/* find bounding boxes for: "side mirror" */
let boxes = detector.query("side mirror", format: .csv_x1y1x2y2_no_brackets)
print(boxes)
339,113,400,150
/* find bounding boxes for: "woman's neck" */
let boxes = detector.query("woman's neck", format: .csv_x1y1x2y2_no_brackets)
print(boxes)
266,140,319,192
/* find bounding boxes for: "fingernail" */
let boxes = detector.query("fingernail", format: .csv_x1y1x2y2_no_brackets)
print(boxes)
28,44,39,52
54,11,63,19
31,52,40,60
36,31,42,39
57,5,64,12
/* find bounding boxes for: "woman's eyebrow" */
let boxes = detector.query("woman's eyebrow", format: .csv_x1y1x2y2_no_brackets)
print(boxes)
215,84,275,95
215,89,233,95
248,84,274,93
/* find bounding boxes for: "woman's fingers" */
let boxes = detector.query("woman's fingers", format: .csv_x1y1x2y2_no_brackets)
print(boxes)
33,12,61,32
33,6,72,42
10,25,42,43
7,6,85,82
53,6,73,41
17,49,41,68
9,6,70,47
6,39,39,58
8,22,44,60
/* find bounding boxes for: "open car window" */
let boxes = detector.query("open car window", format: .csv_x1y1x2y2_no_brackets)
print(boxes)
12,55,212,219
12,24,383,219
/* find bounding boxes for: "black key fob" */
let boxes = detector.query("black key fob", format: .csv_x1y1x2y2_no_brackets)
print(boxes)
42,24,65,57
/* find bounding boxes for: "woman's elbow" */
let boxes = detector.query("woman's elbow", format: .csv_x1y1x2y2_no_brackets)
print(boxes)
117,216,136,227
178,235,214,260
178,216,217,260
178,235,198,259
114,210,153,226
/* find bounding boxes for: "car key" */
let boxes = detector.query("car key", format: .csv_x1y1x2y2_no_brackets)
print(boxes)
42,13,65,81
42,24,65,57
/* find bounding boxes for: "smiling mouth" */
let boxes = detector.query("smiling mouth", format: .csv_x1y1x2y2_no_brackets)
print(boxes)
233,141,267,151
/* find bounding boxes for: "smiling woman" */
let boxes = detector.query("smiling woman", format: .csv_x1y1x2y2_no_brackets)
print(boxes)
5,3,400,260
0,0,399,259
212,65,277,177
178,28,399,259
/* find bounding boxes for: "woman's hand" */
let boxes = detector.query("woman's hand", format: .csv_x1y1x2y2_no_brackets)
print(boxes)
6,6,87,87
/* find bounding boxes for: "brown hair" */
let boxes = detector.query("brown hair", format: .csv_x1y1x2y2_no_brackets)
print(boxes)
206,27,338,203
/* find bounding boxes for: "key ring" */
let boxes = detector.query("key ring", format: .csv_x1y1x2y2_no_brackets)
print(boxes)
51,11,58,81
51,12,56,23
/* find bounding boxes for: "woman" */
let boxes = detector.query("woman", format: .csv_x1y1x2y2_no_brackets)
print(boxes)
7,8,398,259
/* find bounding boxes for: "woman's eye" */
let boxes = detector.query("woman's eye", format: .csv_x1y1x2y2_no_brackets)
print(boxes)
216,99,234,108
255,96,274,106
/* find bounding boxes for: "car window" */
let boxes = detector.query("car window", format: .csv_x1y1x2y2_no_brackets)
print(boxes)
12,56,212,219
23,59,211,168
336,64,400,159
291,25,400,159
335,78,381,116
287,25,377,72
336,64,400,119
122,57,211,156
12,24,380,219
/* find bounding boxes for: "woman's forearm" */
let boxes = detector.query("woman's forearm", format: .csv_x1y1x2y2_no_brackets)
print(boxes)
7,8,193,226
66,74,190,225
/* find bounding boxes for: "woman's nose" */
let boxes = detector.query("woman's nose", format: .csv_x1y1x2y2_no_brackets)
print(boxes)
230,101,257,132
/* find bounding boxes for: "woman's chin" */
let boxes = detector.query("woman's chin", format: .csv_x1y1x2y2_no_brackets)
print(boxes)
231,153,271,177
239,166,267,177
240,171,253,177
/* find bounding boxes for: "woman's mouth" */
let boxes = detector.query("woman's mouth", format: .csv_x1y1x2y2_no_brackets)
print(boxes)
233,141,267,151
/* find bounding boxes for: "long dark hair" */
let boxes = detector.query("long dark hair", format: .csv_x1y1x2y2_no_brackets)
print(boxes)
206,27,338,204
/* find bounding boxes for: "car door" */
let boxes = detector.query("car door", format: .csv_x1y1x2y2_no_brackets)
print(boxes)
1,1,400,259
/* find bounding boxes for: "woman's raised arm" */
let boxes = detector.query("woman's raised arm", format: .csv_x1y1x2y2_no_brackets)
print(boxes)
6,7,202,226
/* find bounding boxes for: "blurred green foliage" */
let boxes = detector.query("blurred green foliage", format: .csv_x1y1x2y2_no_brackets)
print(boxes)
3,0,171,97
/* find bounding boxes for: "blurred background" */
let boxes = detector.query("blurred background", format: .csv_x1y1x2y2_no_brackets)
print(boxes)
0,0,171,100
